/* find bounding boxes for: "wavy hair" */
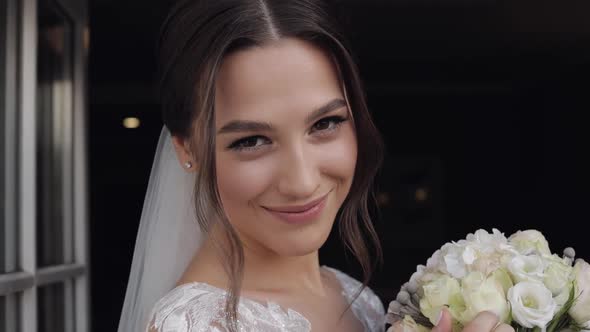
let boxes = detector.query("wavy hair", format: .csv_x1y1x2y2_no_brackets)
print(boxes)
157,0,384,330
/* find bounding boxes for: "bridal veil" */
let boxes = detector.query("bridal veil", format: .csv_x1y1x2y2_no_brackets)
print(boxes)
118,127,203,332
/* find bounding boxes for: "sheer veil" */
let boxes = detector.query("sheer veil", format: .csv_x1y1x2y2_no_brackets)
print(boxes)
118,127,203,332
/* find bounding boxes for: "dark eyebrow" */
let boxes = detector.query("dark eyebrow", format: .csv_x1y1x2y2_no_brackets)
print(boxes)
304,98,348,125
217,98,348,135
217,120,273,135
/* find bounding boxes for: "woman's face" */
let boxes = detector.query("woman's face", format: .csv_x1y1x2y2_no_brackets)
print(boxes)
214,38,357,257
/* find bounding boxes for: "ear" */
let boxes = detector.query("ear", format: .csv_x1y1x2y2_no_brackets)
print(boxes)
171,135,197,172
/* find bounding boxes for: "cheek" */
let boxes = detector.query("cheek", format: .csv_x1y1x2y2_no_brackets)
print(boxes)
215,125,358,207
215,155,272,209
318,127,357,181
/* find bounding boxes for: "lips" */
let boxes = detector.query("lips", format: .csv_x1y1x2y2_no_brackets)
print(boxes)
262,192,330,224
264,193,328,213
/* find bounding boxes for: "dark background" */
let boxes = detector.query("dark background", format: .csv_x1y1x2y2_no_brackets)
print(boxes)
88,0,590,331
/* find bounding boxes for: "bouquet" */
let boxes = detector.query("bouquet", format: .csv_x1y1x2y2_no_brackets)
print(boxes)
386,229,590,332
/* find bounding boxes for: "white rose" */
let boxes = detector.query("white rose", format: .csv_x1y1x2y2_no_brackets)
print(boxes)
508,254,545,283
543,254,574,307
457,271,511,325
569,259,590,324
419,275,465,325
543,255,573,294
508,281,557,329
508,230,551,256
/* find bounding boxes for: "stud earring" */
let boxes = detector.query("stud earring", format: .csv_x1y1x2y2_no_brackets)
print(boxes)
184,161,193,169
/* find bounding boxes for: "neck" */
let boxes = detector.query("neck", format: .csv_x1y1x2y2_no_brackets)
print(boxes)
184,229,328,297
241,246,326,296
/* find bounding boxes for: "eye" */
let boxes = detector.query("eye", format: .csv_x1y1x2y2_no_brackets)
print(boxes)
227,135,271,151
311,115,348,134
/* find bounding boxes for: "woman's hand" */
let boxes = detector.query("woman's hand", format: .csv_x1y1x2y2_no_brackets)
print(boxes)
433,308,514,332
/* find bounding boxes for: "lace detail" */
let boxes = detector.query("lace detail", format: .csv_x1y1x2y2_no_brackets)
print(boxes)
323,267,386,332
147,266,385,332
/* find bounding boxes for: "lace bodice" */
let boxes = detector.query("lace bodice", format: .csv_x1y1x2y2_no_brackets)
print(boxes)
147,266,385,332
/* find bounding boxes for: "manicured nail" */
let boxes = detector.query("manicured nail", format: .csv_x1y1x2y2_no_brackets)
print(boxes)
435,308,445,326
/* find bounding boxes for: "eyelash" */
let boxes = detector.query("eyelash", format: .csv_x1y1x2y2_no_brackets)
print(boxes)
227,115,349,152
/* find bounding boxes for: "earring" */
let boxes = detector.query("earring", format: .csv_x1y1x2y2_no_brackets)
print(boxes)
184,161,193,169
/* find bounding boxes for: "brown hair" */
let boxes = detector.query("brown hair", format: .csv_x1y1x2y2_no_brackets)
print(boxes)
157,0,384,330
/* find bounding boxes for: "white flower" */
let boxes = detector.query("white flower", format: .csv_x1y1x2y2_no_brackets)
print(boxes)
508,254,546,283
462,246,477,265
443,243,470,279
419,275,465,325
410,264,444,298
543,254,574,307
426,249,442,270
508,230,551,256
387,315,430,332
457,271,511,325
543,255,573,294
466,228,510,254
569,259,590,324
440,229,517,279
508,281,557,330
470,249,516,277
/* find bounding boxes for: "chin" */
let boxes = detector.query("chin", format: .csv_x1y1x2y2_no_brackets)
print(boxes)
268,222,334,257
272,241,323,257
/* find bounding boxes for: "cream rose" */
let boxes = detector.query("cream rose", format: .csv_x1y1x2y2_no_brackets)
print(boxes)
508,230,551,256
569,259,590,324
457,271,511,325
508,254,545,283
419,275,465,325
543,254,574,308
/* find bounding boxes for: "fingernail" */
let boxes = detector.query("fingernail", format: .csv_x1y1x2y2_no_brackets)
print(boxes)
435,308,445,326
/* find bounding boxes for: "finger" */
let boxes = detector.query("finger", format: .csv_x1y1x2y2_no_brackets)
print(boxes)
462,311,500,332
432,307,452,332
493,323,515,332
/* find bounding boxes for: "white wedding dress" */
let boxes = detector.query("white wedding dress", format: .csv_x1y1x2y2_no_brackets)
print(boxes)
147,266,385,332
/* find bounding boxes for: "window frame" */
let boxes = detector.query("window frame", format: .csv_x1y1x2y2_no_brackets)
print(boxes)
0,0,89,331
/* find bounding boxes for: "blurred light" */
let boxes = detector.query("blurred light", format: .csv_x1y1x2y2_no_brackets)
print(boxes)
123,117,140,129
415,188,428,202
84,25,90,54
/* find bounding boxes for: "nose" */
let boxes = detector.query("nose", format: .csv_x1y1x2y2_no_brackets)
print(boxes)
276,143,320,200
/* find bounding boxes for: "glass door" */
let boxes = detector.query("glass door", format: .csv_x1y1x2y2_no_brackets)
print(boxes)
0,0,89,331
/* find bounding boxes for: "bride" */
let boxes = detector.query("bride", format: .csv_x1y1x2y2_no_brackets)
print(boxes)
118,0,516,331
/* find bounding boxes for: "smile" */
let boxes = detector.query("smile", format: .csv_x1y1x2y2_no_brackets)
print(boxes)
262,192,330,224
